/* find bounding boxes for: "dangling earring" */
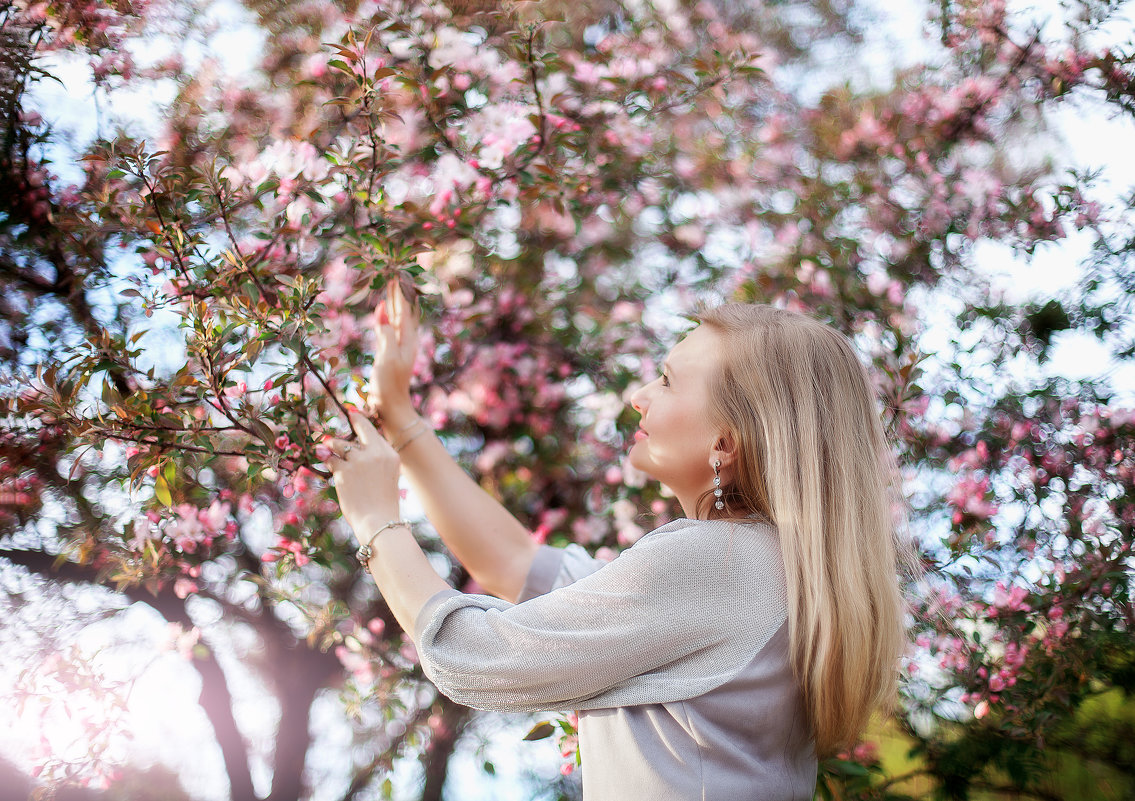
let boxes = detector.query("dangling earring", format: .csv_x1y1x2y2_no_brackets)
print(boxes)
713,459,724,511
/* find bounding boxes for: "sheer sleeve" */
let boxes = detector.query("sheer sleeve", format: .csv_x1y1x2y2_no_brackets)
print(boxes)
412,519,787,714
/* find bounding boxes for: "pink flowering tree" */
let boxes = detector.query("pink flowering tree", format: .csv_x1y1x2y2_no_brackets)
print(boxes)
1,0,1133,799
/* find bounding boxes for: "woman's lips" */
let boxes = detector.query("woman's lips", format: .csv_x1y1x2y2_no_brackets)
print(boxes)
634,429,648,441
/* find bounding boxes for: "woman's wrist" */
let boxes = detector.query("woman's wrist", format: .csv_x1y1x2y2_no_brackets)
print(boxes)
355,519,413,564
378,398,419,431
351,506,403,539
391,418,431,452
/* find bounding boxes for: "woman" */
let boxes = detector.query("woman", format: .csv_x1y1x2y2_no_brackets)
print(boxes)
327,290,908,800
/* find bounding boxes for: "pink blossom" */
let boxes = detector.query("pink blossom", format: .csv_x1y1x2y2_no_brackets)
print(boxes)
201,500,230,532
400,640,418,664
335,645,374,682
572,516,607,544
127,516,156,551
160,623,201,659
616,523,645,546
991,581,1030,613
852,741,878,763
573,61,604,84
947,474,998,522
674,223,706,249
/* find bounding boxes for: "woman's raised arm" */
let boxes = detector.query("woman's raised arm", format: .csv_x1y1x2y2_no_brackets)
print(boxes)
368,285,539,602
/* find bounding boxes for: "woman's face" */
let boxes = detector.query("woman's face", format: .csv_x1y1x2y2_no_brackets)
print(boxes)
628,325,724,515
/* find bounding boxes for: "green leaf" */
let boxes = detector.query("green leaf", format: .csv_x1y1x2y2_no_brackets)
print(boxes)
154,474,172,506
832,759,870,777
522,721,555,741
249,418,275,444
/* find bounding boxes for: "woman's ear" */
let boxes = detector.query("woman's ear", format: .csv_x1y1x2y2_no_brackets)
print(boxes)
712,431,737,469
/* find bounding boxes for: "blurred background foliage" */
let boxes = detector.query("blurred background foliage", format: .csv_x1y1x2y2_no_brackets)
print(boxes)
0,0,1133,799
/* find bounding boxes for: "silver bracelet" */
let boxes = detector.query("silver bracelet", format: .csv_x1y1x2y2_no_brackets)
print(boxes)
355,519,412,565
394,423,430,453
388,416,422,435
389,416,425,446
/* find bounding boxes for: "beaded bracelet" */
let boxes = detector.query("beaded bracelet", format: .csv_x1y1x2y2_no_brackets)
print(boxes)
356,519,412,565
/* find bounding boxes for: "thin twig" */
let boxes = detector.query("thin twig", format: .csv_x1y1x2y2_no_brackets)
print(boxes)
204,171,357,438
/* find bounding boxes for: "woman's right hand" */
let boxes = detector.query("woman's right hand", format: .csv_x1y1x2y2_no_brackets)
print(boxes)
367,281,421,426
362,278,540,602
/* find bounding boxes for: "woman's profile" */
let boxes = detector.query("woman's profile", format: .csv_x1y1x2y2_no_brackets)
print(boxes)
325,288,908,800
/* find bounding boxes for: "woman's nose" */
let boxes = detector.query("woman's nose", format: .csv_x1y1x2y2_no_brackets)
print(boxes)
629,382,648,413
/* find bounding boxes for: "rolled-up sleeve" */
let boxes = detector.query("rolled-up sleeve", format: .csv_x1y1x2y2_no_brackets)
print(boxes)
410,522,786,715
517,543,605,602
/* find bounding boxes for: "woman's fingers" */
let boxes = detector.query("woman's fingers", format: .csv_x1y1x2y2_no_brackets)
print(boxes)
388,284,402,345
373,281,418,339
322,437,353,471
390,281,418,347
368,280,420,420
323,418,396,475
350,410,382,446
396,284,420,361
323,437,350,456
374,298,397,362
404,284,420,331
381,281,415,344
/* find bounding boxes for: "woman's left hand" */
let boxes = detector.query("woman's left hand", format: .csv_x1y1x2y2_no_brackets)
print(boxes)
326,411,402,537
325,410,449,634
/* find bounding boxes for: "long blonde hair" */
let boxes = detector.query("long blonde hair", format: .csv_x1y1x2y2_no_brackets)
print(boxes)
695,303,909,755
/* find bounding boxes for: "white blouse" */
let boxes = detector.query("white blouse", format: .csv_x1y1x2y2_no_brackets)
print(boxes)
413,518,817,799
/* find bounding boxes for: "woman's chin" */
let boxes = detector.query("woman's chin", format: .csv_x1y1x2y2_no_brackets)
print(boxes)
626,445,651,475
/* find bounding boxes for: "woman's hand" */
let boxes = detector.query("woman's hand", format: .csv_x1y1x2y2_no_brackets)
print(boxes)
368,281,420,426
326,410,450,634
326,411,402,537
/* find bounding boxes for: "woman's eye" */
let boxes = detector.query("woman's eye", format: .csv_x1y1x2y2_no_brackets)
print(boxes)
661,373,670,387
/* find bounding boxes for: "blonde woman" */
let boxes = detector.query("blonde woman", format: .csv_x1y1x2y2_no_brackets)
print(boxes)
326,292,908,800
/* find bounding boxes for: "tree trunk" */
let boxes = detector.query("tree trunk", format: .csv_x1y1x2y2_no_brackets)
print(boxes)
0,548,258,801
261,629,341,801
419,698,472,801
